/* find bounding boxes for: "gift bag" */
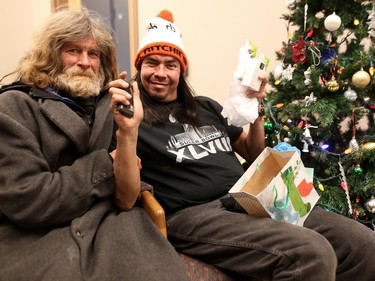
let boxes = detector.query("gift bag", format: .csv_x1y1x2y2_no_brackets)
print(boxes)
229,147,319,226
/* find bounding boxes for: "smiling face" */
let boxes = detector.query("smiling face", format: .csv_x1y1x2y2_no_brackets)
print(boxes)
140,54,181,102
55,36,104,98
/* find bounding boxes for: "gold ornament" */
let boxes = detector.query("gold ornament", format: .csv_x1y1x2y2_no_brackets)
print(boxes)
326,76,339,92
352,69,371,88
315,11,325,19
361,142,375,151
369,66,374,76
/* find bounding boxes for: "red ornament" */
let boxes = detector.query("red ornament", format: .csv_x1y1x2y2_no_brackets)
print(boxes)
340,181,346,190
290,37,306,64
366,104,375,113
352,208,359,218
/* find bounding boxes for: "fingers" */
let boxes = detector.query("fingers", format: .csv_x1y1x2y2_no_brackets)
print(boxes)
108,71,128,89
137,156,142,170
109,76,132,109
257,73,268,90
109,149,116,160
130,81,144,119
131,81,139,99
118,71,127,80
108,70,143,120
108,77,128,90
110,87,132,109
245,73,268,99
258,72,268,81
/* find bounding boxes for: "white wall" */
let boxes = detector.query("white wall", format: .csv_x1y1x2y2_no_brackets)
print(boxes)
1,0,289,105
137,0,289,104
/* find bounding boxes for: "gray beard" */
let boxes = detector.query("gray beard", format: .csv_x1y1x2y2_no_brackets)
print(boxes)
55,67,104,98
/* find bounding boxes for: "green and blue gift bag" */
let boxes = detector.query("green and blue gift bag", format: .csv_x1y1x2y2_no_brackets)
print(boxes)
229,147,319,226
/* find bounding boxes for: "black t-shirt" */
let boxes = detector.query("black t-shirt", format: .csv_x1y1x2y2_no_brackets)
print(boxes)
137,96,244,214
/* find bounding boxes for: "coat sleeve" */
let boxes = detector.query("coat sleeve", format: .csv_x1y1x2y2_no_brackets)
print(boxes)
0,92,115,229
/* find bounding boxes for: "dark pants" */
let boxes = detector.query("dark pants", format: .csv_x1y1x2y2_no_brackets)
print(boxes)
167,197,375,281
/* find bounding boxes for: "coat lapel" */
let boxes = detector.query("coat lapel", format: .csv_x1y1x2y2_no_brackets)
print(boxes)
39,99,90,154
36,89,113,154
89,93,113,150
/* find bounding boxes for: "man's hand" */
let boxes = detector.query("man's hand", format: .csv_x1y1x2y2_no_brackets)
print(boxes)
108,71,144,131
245,73,268,100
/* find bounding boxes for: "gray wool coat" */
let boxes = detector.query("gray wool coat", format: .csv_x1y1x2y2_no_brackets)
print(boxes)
0,86,189,281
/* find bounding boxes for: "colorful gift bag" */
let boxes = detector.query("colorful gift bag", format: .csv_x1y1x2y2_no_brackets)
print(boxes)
229,147,319,226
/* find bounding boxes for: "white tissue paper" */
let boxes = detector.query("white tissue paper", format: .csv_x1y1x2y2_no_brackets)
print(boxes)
221,40,267,126
222,80,260,126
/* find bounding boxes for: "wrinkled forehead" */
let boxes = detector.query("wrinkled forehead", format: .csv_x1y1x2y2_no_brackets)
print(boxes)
62,36,99,50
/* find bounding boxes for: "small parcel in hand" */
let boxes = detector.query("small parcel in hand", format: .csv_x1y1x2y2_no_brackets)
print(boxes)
229,147,319,226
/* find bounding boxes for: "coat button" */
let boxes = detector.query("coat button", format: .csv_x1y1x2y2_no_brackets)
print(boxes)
76,230,84,238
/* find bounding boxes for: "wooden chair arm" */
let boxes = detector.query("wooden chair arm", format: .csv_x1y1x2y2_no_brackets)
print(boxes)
140,190,167,238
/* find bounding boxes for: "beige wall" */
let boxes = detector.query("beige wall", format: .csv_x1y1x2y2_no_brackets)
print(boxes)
137,0,289,104
1,0,289,105
0,0,51,84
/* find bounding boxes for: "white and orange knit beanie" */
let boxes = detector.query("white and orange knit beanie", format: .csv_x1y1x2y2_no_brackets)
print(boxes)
134,10,188,73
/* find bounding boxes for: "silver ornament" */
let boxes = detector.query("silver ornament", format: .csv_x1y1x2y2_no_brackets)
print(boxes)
282,64,295,81
285,0,296,9
274,63,284,80
304,67,312,86
343,87,357,101
365,196,375,213
324,12,342,32
349,137,359,152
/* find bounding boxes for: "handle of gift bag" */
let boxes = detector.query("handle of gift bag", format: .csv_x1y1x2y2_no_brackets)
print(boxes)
273,169,292,210
273,185,290,210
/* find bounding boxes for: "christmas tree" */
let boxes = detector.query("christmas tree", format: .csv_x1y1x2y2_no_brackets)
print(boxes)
265,0,375,228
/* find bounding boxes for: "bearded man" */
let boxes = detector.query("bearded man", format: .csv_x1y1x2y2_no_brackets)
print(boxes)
0,8,189,281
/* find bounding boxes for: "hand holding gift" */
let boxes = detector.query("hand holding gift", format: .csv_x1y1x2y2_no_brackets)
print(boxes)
222,40,269,126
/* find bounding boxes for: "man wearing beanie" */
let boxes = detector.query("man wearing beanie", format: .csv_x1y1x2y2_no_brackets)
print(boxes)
110,10,375,281
134,10,188,74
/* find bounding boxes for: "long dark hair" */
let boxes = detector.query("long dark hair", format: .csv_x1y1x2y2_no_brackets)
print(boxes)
133,72,202,127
